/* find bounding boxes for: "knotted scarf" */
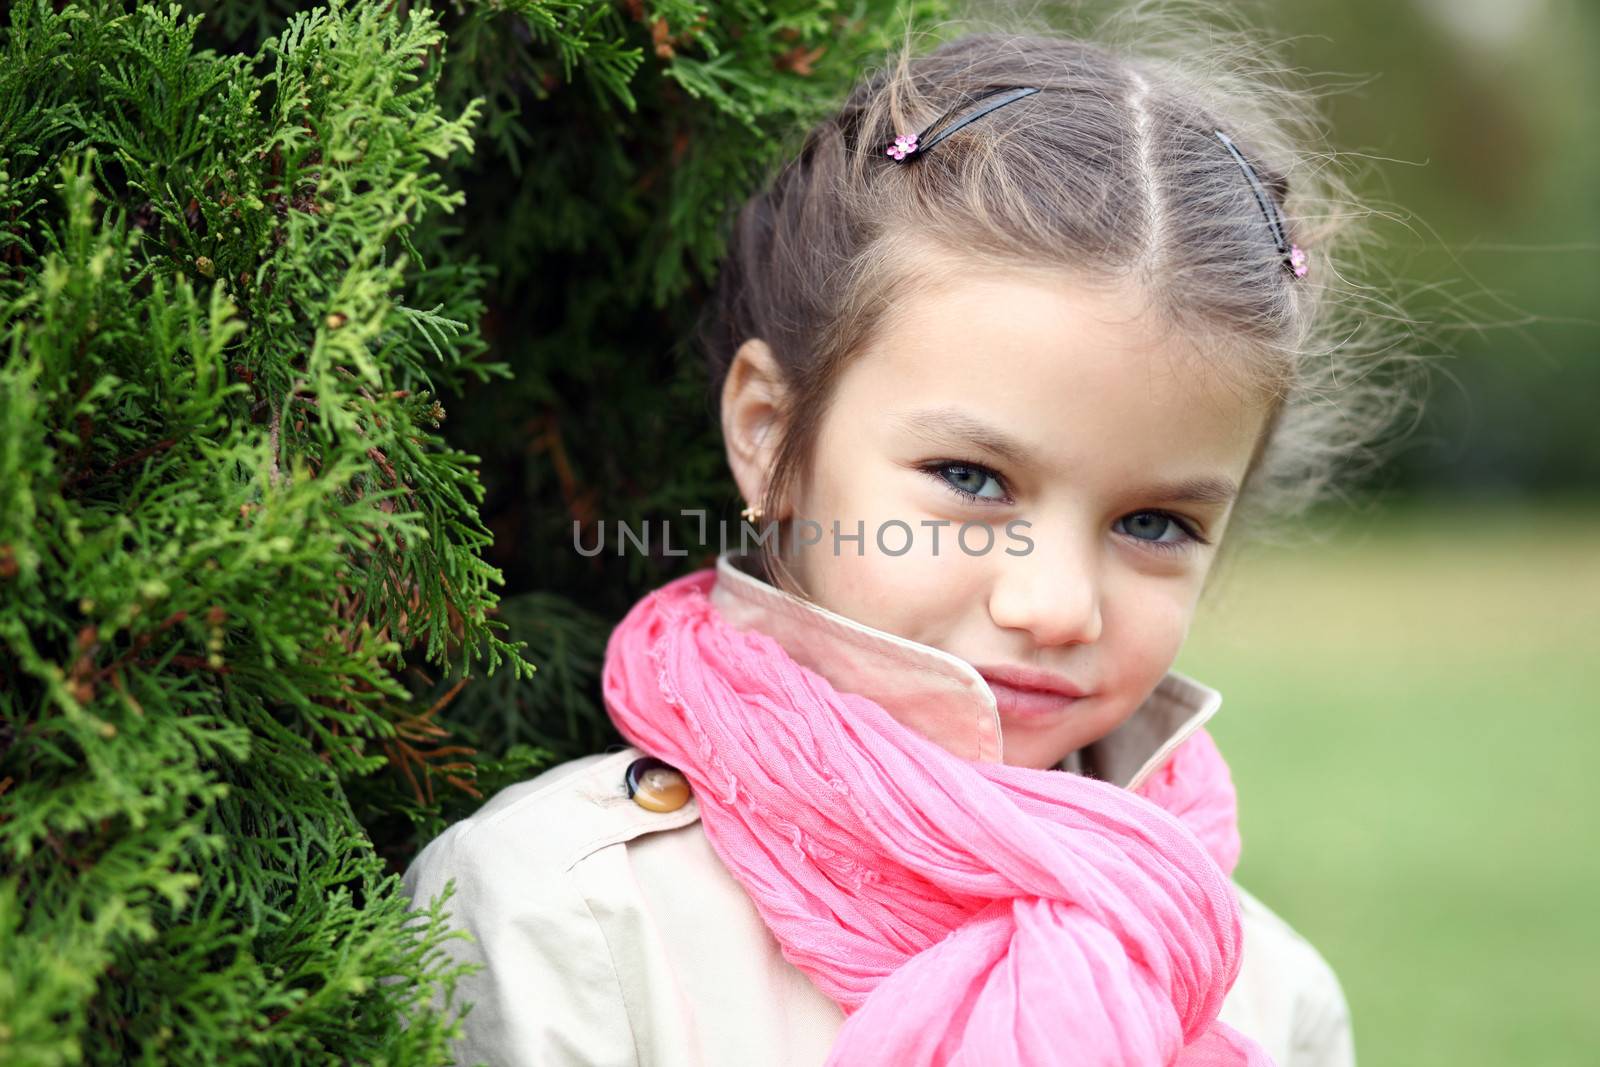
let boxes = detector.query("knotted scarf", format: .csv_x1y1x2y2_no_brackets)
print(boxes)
602,567,1275,1066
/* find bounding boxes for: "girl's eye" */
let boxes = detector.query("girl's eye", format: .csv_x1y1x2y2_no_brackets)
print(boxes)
920,465,1212,556
924,461,1009,502
1115,510,1211,555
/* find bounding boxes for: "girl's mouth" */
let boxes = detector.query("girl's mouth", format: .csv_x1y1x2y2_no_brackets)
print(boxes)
978,673,1090,721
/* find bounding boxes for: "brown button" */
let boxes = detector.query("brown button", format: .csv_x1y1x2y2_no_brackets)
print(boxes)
625,756,691,813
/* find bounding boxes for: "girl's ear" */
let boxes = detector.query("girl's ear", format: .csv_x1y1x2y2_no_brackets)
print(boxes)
721,338,789,515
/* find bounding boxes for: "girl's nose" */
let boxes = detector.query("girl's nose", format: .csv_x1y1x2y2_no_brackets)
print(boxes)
985,528,1104,647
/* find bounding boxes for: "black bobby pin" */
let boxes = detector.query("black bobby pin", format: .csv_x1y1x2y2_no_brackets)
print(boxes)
1212,129,1305,277
884,87,1041,161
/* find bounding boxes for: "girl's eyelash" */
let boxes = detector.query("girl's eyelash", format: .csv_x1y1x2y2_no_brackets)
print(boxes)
918,460,1212,554
919,459,1012,504
1126,511,1211,555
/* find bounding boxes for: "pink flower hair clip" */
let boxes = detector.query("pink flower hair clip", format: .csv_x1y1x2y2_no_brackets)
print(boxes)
1289,244,1308,278
885,132,919,161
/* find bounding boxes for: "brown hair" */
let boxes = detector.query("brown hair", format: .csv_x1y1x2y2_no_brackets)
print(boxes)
695,3,1429,597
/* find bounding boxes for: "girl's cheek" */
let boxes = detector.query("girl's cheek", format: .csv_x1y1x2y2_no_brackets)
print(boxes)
1114,588,1194,678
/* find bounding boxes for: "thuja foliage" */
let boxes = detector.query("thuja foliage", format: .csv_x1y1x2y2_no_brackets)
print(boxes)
0,1,531,1062
1,0,942,1062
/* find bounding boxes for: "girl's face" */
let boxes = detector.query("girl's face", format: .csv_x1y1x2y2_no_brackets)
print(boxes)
722,271,1272,770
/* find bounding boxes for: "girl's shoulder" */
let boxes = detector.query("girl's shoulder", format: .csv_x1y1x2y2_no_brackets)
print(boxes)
403,746,700,903
1222,883,1357,1067
398,746,706,1066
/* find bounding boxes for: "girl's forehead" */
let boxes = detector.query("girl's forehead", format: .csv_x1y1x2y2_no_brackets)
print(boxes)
875,256,1156,333
860,274,1240,409
836,274,1270,478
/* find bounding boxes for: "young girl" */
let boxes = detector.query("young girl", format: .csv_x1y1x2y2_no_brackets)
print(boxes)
404,18,1414,1067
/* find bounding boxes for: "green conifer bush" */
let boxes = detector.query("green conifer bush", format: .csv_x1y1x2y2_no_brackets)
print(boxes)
1,0,929,1061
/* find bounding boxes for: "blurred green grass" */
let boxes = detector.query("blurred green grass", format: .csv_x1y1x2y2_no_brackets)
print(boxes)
1174,495,1600,1066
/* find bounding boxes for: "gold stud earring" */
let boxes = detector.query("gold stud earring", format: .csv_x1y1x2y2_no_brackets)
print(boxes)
740,502,764,522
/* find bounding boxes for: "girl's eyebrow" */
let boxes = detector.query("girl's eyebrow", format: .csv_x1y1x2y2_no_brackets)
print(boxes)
1134,475,1240,507
890,406,1033,466
889,405,1240,505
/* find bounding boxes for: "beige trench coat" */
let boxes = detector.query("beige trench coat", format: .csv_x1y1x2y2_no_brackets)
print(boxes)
401,553,1356,1065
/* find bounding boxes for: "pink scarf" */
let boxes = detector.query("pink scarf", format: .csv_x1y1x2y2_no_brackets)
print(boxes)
602,568,1274,1066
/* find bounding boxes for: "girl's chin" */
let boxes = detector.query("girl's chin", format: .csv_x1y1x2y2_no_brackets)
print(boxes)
998,716,1105,770
1000,744,1080,771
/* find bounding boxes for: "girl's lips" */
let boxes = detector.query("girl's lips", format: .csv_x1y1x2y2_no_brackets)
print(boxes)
983,679,1087,720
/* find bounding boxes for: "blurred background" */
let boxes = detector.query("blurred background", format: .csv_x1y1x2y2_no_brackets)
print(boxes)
1180,498,1599,1066
1162,2,1599,1064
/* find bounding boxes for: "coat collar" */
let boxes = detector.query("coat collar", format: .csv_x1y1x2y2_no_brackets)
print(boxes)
708,550,1223,792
